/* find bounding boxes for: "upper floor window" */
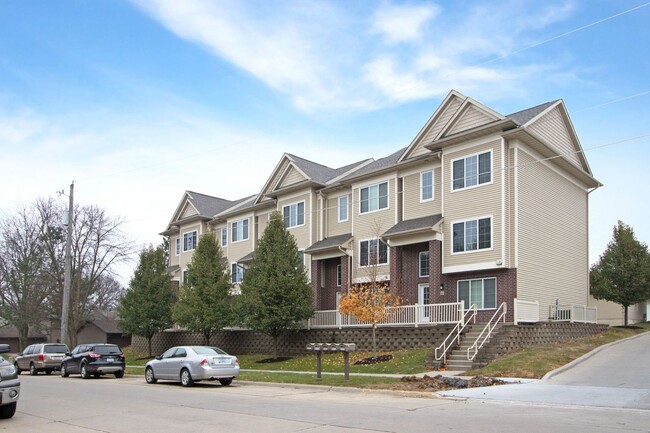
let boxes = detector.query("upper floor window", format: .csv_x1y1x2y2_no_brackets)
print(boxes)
231,219,249,243
338,195,348,222
231,263,244,284
221,227,228,247
452,217,491,253
452,150,492,190
359,239,389,267
283,202,305,228
183,231,197,252
419,251,430,277
175,238,180,256
360,181,388,214
421,170,434,201
182,269,190,285
336,264,342,287
458,277,496,309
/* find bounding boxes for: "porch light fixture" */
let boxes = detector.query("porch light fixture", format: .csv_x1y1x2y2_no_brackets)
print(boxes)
439,283,444,295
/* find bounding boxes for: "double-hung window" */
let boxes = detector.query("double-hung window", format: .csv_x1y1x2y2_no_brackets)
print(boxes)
452,217,491,253
419,251,430,277
452,151,492,190
338,195,348,222
231,263,244,284
221,227,228,247
359,239,389,267
421,170,433,201
182,269,190,285
183,231,197,252
283,202,305,228
231,219,249,243
336,264,342,287
175,238,180,256
360,182,388,214
458,277,496,309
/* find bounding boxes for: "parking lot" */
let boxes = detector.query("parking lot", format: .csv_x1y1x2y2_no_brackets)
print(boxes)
6,373,650,433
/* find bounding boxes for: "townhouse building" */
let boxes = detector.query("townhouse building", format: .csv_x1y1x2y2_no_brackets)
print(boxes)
162,90,601,323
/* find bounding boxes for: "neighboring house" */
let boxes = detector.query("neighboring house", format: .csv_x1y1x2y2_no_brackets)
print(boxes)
590,296,649,326
161,90,601,323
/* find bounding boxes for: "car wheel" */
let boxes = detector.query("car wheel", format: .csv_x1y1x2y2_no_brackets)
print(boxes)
13,363,21,375
80,363,90,379
180,368,194,387
61,363,69,377
45,369,52,375
29,363,37,375
219,378,233,386
0,402,16,419
114,370,124,379
145,367,157,384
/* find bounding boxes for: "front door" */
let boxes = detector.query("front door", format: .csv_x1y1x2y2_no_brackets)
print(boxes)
418,284,430,322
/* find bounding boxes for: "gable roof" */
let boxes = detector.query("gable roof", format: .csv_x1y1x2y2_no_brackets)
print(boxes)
161,190,236,234
506,100,558,126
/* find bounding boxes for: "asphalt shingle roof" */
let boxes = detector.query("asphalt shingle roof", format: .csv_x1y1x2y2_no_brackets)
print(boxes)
506,101,558,126
305,233,353,253
382,214,443,237
339,147,407,181
186,191,235,218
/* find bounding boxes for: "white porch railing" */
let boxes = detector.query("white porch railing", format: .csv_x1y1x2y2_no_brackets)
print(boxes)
307,302,464,329
467,302,507,361
549,304,598,323
513,298,539,324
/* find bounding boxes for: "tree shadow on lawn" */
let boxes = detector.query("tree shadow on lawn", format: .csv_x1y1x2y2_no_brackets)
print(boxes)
255,357,293,364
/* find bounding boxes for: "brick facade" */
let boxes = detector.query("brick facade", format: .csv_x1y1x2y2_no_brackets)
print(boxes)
311,256,350,310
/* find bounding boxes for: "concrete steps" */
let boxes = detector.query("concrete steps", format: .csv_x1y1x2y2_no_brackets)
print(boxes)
443,325,501,371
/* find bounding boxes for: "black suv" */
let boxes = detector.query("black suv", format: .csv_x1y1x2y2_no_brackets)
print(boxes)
61,344,125,379
0,344,19,419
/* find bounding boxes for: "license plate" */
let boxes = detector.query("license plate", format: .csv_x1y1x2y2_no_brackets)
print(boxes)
212,358,229,365
106,358,114,363
51,356,63,360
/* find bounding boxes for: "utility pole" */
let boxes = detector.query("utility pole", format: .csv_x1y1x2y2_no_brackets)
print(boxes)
61,181,74,348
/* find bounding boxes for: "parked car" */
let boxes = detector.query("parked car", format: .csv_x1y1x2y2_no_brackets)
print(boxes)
14,343,69,376
61,343,125,379
0,344,19,419
145,346,239,387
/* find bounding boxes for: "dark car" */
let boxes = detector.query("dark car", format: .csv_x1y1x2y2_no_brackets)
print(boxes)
0,344,19,419
61,344,125,379
14,343,69,375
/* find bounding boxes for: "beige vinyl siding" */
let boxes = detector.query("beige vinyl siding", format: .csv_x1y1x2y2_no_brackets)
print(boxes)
351,177,396,281
326,193,352,237
527,106,582,168
169,235,180,267
402,165,441,220
414,97,463,156
508,146,517,268
178,223,201,272
226,216,254,264
448,106,496,135
443,140,503,268
277,190,311,248
517,149,589,319
255,211,270,241
278,166,306,188
181,204,198,219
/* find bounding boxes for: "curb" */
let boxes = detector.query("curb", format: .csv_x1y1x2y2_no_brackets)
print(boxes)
542,330,649,381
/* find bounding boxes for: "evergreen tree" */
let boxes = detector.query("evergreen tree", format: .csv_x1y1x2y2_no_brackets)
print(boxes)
590,221,650,326
173,234,232,345
117,246,175,356
239,211,313,357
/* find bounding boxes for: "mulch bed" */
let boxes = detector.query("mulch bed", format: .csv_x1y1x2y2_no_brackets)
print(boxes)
354,354,393,365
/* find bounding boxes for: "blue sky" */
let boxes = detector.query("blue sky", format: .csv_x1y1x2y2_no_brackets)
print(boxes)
1,0,649,283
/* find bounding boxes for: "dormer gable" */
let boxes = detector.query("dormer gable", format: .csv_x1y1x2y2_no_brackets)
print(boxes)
180,201,199,219
440,98,504,138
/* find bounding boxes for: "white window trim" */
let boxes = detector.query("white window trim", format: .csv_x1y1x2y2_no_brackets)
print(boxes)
419,251,430,277
418,283,430,305
182,230,197,252
358,238,390,268
338,195,349,222
420,169,434,202
358,181,390,215
456,277,497,311
450,215,493,256
450,149,493,193
231,262,244,284
282,201,306,229
231,218,249,243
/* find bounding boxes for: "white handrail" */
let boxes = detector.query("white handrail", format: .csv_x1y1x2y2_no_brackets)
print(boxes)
467,302,507,361
434,304,477,364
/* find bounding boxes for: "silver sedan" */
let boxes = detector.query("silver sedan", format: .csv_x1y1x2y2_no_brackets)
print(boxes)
145,346,240,387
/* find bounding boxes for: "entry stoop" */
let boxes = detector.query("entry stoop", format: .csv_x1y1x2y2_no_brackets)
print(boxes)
444,324,501,371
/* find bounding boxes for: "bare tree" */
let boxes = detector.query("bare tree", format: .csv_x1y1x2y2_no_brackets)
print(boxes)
0,205,50,350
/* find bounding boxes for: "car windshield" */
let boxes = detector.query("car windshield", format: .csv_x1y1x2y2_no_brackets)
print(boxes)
44,345,68,353
193,347,227,356
94,345,121,355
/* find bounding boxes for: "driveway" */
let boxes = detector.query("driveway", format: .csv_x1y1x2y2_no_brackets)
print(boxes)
437,331,650,410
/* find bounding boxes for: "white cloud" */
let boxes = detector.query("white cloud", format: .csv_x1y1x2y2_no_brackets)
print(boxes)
369,4,440,44
130,0,578,112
